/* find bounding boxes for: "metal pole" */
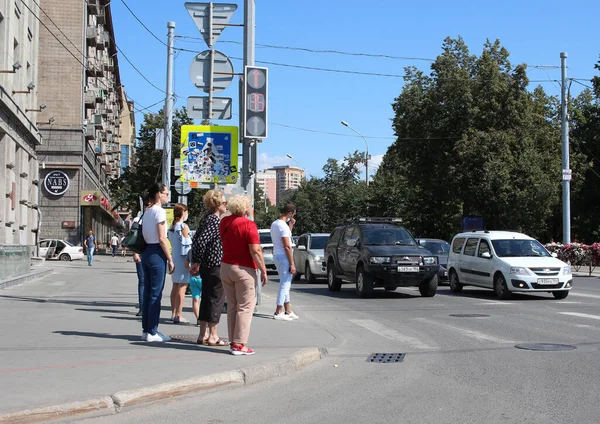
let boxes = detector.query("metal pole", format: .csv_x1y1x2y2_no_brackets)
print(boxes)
241,0,256,214
560,52,570,244
162,22,176,192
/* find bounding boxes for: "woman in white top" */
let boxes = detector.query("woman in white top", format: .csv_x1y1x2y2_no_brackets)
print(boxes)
140,183,175,342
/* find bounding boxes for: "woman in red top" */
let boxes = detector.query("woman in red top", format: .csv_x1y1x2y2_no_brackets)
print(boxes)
220,195,268,355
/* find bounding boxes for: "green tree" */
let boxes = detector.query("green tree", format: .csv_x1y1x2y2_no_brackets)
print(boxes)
375,37,569,241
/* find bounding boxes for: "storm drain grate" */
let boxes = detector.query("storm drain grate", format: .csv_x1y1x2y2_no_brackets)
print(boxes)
515,343,577,352
449,314,490,318
367,353,406,363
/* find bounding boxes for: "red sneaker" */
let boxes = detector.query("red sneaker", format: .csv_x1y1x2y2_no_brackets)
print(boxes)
230,343,255,356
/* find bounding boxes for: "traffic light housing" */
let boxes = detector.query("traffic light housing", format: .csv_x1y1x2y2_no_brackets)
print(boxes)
243,66,268,139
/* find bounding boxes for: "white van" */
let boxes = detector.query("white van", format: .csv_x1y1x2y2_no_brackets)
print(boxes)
447,231,572,299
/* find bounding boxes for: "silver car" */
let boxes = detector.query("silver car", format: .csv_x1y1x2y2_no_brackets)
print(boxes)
293,233,329,283
259,229,276,270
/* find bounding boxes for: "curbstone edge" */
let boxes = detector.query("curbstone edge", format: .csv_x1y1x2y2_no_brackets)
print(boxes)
0,396,114,424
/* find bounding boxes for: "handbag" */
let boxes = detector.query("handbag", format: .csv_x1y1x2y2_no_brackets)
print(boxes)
177,223,192,256
122,212,147,254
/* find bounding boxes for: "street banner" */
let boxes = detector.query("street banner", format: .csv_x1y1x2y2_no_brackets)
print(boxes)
179,125,239,184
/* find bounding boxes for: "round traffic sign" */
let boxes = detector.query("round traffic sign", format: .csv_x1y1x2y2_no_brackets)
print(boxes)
189,50,234,93
174,180,192,195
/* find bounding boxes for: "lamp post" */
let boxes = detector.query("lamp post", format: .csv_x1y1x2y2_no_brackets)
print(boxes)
286,154,306,178
341,120,369,186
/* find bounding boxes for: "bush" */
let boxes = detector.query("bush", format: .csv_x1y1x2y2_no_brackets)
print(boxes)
544,242,600,268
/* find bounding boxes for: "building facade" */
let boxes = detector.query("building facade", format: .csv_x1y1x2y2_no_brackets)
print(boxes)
256,169,276,206
0,0,42,277
270,165,304,204
36,0,125,247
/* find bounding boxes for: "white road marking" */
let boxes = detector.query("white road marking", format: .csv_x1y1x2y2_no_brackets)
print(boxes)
569,292,600,300
559,312,600,321
552,301,581,304
416,318,515,344
475,302,516,305
349,319,434,350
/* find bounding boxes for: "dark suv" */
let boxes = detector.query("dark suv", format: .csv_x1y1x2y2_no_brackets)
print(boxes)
324,218,439,298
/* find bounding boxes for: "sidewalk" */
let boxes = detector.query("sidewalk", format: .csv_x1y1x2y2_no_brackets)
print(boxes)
0,258,335,421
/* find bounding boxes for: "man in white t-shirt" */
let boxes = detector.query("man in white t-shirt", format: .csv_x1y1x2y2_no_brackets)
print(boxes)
111,234,119,257
270,204,298,321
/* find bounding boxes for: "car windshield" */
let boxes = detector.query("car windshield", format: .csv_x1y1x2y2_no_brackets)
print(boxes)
362,228,416,246
259,233,272,244
491,239,551,258
310,236,328,249
63,240,74,247
420,241,450,255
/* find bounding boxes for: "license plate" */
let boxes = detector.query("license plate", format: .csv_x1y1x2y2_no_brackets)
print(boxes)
398,266,419,272
537,278,559,285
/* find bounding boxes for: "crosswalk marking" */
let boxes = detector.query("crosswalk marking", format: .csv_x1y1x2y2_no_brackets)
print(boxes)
416,318,515,344
559,312,600,320
349,319,434,350
569,292,600,300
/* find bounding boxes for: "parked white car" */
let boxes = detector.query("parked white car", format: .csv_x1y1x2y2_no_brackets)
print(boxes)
447,231,572,299
293,233,329,283
258,229,276,271
39,239,85,261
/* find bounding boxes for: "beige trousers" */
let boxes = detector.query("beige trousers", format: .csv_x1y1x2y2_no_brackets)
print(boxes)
220,263,257,345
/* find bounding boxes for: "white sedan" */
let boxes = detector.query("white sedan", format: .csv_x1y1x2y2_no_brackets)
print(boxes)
39,239,85,261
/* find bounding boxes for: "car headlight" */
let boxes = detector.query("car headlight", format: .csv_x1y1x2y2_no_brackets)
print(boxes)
562,265,571,275
370,256,391,264
313,255,321,262
422,256,438,265
510,267,530,276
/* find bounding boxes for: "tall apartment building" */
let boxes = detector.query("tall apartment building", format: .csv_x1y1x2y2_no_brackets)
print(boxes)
270,165,305,204
36,0,127,246
0,0,42,277
255,169,276,206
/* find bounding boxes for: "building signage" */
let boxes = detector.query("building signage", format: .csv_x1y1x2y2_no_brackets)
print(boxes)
80,190,120,221
44,171,70,196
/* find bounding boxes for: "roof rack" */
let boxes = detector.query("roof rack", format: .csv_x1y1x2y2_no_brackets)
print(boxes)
357,217,403,223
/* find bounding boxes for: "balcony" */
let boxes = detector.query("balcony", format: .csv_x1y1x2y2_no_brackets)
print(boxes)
85,124,95,140
92,114,103,128
84,91,96,107
104,57,114,71
87,0,99,14
86,26,98,44
97,8,106,25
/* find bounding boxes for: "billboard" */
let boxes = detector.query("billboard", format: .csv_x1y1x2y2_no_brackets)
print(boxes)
179,125,239,184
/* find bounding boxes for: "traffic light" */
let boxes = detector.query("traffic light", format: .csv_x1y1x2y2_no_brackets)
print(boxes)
244,66,268,139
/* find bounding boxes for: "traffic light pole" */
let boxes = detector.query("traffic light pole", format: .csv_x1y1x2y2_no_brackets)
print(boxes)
162,22,176,193
241,0,256,217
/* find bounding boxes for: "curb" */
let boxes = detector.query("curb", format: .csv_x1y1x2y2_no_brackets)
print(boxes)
0,347,328,423
0,268,53,290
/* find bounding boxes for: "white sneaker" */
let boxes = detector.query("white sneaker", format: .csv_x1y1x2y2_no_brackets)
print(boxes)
141,332,148,341
285,311,299,320
146,332,171,342
273,313,293,321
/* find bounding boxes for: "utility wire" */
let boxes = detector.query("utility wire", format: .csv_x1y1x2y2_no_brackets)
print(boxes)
115,44,167,94
118,0,168,47
571,79,595,90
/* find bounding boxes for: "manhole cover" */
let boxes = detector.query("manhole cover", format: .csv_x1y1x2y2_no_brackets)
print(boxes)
449,314,490,318
170,334,198,343
515,343,577,351
367,353,405,363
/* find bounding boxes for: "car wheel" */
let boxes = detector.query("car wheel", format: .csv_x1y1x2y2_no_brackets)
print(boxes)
356,266,374,298
449,271,463,293
419,274,438,297
59,253,71,262
553,290,569,299
305,262,317,284
327,263,342,292
494,274,512,300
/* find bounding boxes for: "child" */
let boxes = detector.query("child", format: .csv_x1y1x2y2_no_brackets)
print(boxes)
186,251,204,330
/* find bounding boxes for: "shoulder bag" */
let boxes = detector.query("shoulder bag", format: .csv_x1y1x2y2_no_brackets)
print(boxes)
122,212,147,254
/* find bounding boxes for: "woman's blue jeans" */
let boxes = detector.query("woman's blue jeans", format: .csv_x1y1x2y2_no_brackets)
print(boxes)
135,258,145,309
141,244,167,336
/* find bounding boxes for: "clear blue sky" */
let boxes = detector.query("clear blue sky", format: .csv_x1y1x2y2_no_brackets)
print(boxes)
111,0,600,179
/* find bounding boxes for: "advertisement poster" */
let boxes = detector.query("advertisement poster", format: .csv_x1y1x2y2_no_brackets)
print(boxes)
180,125,239,184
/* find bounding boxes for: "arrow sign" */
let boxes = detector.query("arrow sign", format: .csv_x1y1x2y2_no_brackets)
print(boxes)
184,2,238,48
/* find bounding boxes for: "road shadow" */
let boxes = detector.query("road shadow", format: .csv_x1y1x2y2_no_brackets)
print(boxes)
291,286,417,300
75,308,134,314
0,295,136,308
436,288,559,301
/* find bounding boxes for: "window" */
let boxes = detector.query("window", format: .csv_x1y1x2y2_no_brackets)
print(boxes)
477,240,491,257
341,226,356,244
463,238,479,256
451,238,465,254
328,228,343,245
14,1,21,18
259,232,272,245
39,240,50,248
309,236,328,250
297,236,307,248
27,27,32,41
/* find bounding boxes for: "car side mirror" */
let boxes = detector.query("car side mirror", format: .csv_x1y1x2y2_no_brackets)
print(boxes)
552,252,558,258
481,251,492,259
298,245,307,251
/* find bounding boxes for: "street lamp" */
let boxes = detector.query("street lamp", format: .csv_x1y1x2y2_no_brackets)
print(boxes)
286,154,306,174
341,120,370,186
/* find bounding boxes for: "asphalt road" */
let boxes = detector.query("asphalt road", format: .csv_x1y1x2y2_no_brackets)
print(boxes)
77,274,600,424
